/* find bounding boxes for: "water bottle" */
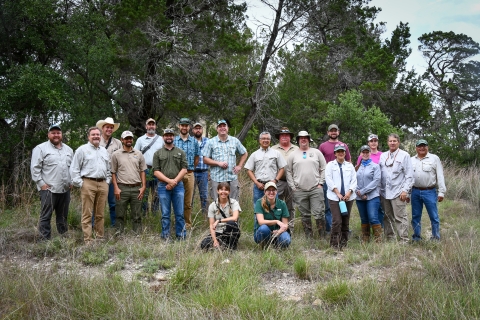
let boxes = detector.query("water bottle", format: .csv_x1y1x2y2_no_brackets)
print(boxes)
339,201,348,216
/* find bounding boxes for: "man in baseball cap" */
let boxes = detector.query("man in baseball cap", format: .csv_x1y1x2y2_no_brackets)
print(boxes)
111,131,147,233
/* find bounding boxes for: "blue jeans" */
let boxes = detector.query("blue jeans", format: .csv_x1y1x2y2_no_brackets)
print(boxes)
143,169,159,214
158,181,186,239
253,184,265,231
411,188,440,240
193,171,209,213
91,182,116,227
356,197,380,225
254,225,291,248
323,183,332,231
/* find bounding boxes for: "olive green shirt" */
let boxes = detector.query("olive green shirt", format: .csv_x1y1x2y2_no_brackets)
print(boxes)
152,146,187,179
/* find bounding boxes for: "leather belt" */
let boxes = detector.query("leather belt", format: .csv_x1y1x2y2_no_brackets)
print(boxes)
118,183,142,187
147,165,153,169
413,186,435,190
257,180,269,184
187,170,194,173
82,177,105,182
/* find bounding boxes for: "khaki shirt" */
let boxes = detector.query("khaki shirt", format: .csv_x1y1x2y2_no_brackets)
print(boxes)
111,148,147,184
271,143,299,180
100,136,122,157
152,146,187,179
244,147,287,181
411,152,446,197
31,141,74,193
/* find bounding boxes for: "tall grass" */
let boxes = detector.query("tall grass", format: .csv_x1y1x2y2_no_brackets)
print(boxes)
1,165,480,319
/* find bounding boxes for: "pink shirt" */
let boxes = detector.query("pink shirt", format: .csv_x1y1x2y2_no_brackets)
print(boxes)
356,151,383,165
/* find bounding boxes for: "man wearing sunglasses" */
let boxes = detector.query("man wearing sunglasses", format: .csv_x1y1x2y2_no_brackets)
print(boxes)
286,131,327,239
379,133,414,243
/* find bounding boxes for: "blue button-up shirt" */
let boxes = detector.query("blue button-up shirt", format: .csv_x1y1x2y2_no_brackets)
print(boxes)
195,137,209,171
174,135,200,171
202,135,247,182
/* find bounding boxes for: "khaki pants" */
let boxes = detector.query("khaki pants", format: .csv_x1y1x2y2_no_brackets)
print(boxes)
293,187,324,220
182,172,195,228
81,178,108,242
382,196,409,242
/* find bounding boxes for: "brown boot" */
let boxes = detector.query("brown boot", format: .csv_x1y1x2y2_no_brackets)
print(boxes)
316,219,326,239
372,224,382,243
302,218,313,239
361,224,370,243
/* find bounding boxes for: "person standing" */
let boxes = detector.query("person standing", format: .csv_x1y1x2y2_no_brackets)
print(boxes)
134,118,164,216
174,118,200,229
355,145,382,242
192,122,210,218
272,127,299,226
202,120,248,201
111,131,147,233
286,131,327,238
319,124,351,234
31,124,74,241
245,131,286,207
325,144,357,249
70,127,111,244
153,129,188,240
95,117,122,226
379,133,414,243
355,133,385,226
410,139,446,241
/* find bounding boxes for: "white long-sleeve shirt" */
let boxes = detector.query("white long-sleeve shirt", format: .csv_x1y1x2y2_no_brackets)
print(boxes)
379,148,414,199
325,160,357,202
411,152,446,197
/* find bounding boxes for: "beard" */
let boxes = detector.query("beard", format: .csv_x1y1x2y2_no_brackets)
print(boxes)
147,129,156,135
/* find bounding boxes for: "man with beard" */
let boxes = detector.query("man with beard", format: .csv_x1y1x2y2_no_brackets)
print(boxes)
286,131,327,239
202,120,248,201
153,129,188,240
192,122,209,218
111,131,147,233
70,127,111,244
95,117,122,226
31,124,74,241
134,118,164,215
319,124,351,234
174,118,200,229
379,133,414,243
272,127,298,226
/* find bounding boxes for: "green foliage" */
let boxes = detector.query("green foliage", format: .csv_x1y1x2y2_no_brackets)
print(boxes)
81,248,109,266
325,90,399,153
293,255,310,280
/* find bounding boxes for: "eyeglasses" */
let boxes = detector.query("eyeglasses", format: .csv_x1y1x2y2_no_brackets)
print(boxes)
385,151,398,167
303,152,307,159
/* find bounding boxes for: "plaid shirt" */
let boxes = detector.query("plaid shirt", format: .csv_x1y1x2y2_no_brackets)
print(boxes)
202,135,247,182
195,137,209,171
174,135,200,171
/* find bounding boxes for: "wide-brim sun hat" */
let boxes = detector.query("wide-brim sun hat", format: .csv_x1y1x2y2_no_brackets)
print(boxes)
296,130,311,142
275,127,294,139
96,117,120,133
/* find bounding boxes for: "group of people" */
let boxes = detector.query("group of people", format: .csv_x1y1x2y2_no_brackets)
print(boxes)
31,118,445,249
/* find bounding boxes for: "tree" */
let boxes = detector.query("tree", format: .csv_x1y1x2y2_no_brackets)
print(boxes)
418,31,480,163
324,90,399,154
